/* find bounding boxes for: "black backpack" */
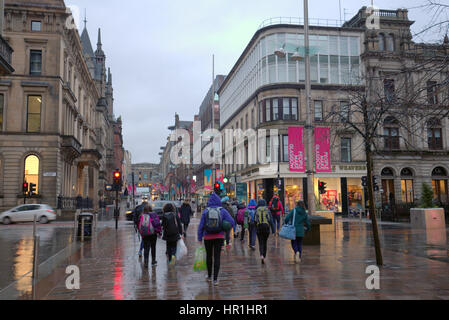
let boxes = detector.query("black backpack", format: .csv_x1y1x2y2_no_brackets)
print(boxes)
164,212,179,236
271,198,280,212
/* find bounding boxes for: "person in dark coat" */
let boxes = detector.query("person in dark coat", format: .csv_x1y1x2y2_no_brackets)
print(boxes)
139,204,162,268
180,200,193,237
161,203,183,265
133,202,147,258
284,201,311,263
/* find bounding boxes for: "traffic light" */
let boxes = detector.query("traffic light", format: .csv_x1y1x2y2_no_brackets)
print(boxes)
23,182,29,195
361,176,368,187
112,170,122,191
214,182,222,196
29,183,37,196
318,181,327,195
373,176,379,192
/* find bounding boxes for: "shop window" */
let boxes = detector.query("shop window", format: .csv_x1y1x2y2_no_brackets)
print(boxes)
341,138,351,162
30,50,42,75
427,118,443,150
432,167,448,203
27,96,42,133
383,116,400,150
381,167,395,204
400,168,414,203
24,155,39,194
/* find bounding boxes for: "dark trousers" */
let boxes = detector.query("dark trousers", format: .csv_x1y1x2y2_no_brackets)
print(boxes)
225,230,231,245
240,224,245,241
257,232,270,258
166,241,177,261
271,214,281,233
291,237,303,257
183,223,189,235
142,235,157,263
205,239,223,281
248,224,257,247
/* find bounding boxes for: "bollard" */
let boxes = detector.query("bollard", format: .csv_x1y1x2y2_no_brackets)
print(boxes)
73,210,78,243
32,235,40,297
81,217,85,243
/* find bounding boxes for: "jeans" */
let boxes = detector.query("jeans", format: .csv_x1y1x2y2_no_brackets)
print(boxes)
166,241,177,262
248,223,257,247
291,237,303,257
204,239,223,281
240,224,245,241
142,235,157,263
257,232,270,258
271,214,281,233
139,239,144,253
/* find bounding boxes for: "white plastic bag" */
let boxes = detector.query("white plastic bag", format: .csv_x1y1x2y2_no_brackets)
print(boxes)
176,238,188,260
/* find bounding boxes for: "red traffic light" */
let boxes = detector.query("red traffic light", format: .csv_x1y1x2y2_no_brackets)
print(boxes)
214,183,220,189
114,172,121,179
23,183,28,188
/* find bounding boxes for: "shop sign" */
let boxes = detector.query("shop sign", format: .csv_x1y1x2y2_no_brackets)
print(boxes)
333,165,367,172
236,183,247,203
288,127,305,172
315,127,331,173
204,169,212,190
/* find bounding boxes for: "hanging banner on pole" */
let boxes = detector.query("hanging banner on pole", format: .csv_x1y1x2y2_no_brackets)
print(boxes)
204,169,212,190
315,127,332,173
288,127,305,172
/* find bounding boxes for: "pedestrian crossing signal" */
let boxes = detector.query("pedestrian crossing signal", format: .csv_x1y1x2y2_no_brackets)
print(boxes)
318,181,327,195
23,182,29,195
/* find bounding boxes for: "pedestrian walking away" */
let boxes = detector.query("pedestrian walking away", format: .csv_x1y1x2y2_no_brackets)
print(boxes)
284,201,311,263
269,195,284,236
161,203,183,265
236,201,247,242
255,199,274,264
180,199,193,238
138,204,162,268
198,192,235,286
220,197,233,248
133,201,147,258
245,199,257,250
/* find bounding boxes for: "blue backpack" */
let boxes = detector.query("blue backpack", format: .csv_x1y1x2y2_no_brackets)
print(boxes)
248,209,256,225
205,207,223,234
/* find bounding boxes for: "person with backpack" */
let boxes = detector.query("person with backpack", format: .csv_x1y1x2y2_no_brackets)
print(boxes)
284,201,311,263
198,192,235,286
231,199,239,238
245,199,257,249
180,199,193,238
161,203,183,265
268,195,284,236
255,199,274,264
133,202,147,258
221,197,233,248
138,204,162,268
236,202,247,242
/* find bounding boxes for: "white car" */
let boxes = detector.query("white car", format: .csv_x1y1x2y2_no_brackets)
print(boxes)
0,204,56,225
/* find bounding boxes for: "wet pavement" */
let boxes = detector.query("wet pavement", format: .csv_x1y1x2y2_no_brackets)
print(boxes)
27,215,449,300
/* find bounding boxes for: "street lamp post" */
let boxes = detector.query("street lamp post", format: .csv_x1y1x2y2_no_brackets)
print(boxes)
304,0,316,215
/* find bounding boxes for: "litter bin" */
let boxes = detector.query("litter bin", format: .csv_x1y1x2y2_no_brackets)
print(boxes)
77,212,94,238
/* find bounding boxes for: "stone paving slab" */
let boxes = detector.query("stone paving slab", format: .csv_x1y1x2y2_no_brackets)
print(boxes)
33,218,449,300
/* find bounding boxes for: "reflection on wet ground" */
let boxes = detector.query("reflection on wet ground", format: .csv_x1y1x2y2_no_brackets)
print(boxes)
21,218,449,299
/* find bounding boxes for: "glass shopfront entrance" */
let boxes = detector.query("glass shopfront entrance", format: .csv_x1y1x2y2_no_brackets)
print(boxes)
284,178,303,213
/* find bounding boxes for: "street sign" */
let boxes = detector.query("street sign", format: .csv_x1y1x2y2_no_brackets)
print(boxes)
105,184,113,191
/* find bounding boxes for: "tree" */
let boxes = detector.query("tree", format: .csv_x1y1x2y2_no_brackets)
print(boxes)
413,1,449,42
421,183,436,208
325,40,449,266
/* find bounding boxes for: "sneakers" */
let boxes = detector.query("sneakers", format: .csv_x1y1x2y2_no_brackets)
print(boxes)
261,255,265,264
205,275,212,282
249,245,256,250
152,261,158,266
295,252,302,263
213,280,219,286
138,251,142,258
169,256,176,265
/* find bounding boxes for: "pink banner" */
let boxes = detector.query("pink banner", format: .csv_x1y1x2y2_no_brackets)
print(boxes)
315,127,331,173
288,127,305,172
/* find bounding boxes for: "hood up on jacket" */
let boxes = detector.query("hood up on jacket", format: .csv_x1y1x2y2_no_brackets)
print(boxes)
257,199,267,208
208,193,223,208
248,199,257,209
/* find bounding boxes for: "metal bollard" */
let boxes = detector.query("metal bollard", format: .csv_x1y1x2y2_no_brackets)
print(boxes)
73,210,78,243
32,235,40,281
81,217,85,243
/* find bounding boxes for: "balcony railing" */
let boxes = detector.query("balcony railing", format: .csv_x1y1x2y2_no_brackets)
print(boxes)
258,17,343,30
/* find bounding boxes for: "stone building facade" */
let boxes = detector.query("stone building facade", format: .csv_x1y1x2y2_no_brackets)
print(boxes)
0,0,122,212
218,7,449,214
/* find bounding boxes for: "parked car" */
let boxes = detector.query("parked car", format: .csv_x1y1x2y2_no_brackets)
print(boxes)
151,200,179,219
0,204,56,225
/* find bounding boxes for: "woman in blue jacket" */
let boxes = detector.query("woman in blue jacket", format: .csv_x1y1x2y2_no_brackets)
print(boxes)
284,201,311,263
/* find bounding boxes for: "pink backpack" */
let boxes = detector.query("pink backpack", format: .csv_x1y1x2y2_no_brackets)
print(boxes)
139,213,155,236
237,208,245,225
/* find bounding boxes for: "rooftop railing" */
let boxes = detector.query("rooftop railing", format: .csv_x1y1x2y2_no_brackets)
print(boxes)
257,17,345,30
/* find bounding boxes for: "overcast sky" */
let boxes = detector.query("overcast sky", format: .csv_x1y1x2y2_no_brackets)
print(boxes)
67,0,439,164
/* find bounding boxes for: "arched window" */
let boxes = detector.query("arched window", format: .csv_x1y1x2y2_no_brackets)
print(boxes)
381,167,395,204
24,155,39,194
384,116,400,150
386,34,395,52
400,168,414,203
427,118,443,150
432,167,448,203
378,33,385,51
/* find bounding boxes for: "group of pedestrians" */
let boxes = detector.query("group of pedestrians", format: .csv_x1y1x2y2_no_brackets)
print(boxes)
131,192,311,286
